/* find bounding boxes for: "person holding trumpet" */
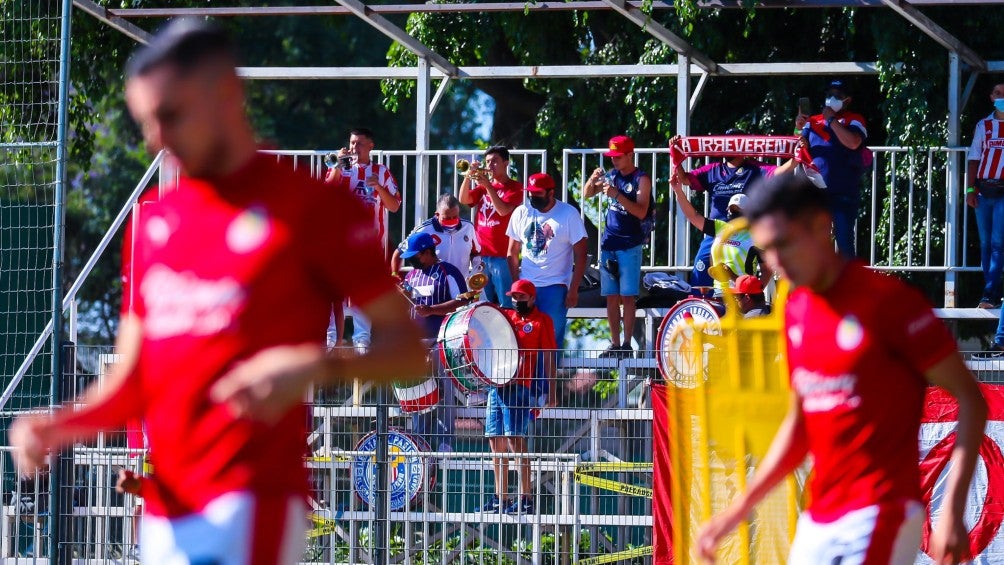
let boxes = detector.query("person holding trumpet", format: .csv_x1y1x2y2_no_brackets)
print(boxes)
583,135,654,358
459,146,525,308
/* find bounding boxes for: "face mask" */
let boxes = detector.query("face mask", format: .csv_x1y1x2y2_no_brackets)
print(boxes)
994,98,1004,113
514,300,533,315
825,96,844,112
529,194,550,211
439,217,460,228
726,211,741,222
407,256,425,270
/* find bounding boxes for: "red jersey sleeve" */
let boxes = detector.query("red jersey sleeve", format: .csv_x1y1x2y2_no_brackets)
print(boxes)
879,281,957,374
300,180,396,308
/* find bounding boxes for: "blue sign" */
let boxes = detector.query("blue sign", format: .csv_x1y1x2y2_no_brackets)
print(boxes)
353,430,430,511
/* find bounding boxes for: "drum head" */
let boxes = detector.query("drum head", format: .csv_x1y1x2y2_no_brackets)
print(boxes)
352,429,435,511
465,304,519,387
656,298,722,388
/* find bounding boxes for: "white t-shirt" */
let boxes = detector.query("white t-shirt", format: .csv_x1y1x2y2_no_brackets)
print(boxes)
397,218,480,274
506,200,587,287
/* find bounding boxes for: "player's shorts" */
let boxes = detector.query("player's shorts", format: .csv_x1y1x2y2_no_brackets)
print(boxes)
485,385,533,437
600,244,643,297
788,500,924,565
141,491,308,565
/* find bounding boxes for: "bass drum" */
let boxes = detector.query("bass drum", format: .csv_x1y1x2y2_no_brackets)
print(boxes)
392,377,439,415
655,298,722,388
438,302,519,390
352,428,437,511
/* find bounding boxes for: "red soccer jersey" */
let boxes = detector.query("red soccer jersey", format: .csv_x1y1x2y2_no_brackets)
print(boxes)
469,178,524,257
504,306,557,387
120,154,393,517
784,261,957,522
335,161,400,250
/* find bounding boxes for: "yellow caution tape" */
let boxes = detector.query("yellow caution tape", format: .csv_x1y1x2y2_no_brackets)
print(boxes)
305,455,353,463
307,514,337,539
574,462,653,499
575,545,653,565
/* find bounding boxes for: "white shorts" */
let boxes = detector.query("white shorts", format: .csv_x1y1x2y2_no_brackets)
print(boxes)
788,500,924,565
141,491,308,565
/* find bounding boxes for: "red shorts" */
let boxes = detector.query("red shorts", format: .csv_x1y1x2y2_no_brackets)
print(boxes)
141,492,307,565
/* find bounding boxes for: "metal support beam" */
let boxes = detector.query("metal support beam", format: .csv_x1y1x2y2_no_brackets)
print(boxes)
674,55,691,268
236,61,882,81
944,52,961,308
429,77,452,115
600,0,718,73
881,0,986,71
415,57,432,225
961,71,979,110
331,0,459,77
73,0,151,44
689,72,710,114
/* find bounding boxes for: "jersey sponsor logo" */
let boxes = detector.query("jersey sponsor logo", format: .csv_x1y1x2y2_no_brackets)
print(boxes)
836,315,864,351
145,216,171,247
431,234,442,245
140,264,246,339
225,206,271,254
791,368,860,413
988,139,1004,149
907,311,937,336
524,218,556,259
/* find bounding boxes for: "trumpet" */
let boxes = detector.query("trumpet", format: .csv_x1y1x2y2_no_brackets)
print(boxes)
456,158,490,180
325,152,355,170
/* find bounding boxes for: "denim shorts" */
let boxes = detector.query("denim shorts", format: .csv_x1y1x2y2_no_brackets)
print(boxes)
600,244,643,297
485,385,533,437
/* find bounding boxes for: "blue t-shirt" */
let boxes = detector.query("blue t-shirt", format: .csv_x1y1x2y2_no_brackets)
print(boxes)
801,112,868,198
689,161,777,220
602,168,653,251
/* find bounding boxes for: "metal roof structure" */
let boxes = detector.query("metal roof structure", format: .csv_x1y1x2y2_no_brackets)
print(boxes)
71,0,1002,303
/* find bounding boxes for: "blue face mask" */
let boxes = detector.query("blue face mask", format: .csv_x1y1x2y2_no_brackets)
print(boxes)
995,98,1004,113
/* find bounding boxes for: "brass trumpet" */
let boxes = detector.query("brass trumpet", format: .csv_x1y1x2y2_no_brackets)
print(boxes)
325,152,355,170
456,158,490,180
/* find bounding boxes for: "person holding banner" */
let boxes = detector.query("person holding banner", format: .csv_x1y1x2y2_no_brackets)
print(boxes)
670,130,795,287
583,135,654,358
696,175,986,565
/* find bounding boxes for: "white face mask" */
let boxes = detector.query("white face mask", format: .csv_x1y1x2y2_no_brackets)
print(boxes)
825,96,844,112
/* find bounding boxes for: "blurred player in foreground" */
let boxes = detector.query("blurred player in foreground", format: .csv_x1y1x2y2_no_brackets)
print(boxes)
696,175,986,565
9,19,425,565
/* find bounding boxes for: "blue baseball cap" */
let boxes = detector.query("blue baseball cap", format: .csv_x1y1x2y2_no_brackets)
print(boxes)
400,232,436,259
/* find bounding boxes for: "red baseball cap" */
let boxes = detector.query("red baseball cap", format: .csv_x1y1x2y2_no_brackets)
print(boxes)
527,172,555,194
733,274,763,295
604,135,635,157
506,279,537,297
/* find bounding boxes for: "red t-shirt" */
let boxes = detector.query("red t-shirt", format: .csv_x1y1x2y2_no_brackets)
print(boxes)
505,306,557,387
119,154,393,517
785,261,957,522
469,178,524,257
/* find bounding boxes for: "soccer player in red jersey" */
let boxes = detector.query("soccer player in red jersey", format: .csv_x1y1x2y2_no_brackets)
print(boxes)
696,175,987,565
9,19,425,564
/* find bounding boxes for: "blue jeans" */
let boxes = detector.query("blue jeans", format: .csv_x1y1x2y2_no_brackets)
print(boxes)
830,196,859,258
976,194,1004,303
535,284,568,348
485,385,533,437
481,256,513,308
691,235,714,287
600,244,643,297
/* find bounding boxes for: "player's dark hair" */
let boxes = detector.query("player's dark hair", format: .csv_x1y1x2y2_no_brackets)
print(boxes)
126,18,236,79
350,128,375,142
745,174,830,224
484,146,510,162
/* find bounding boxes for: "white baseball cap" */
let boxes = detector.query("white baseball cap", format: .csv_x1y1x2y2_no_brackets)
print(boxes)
727,193,749,212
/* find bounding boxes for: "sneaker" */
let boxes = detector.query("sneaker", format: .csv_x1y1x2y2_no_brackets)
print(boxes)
619,344,635,358
504,496,534,515
479,494,501,513
597,344,622,358
978,299,997,309
973,345,1004,359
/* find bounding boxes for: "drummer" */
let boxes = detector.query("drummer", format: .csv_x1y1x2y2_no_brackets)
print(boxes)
480,279,558,515
400,231,473,451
